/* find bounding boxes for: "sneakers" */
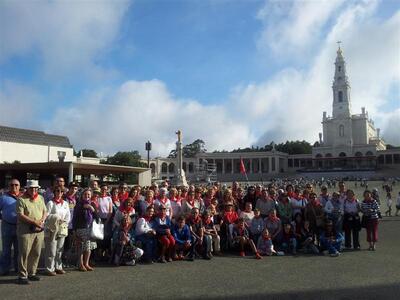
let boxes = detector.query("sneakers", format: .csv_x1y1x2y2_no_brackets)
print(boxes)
239,251,246,257
330,252,340,257
17,277,30,285
55,269,66,275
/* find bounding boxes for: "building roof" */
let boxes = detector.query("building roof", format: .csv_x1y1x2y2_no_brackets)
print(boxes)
0,125,72,148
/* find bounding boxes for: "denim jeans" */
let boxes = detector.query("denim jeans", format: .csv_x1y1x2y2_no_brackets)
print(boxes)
0,221,18,273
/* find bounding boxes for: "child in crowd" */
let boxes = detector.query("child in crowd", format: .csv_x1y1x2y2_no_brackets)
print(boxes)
280,223,297,255
232,218,262,259
257,228,276,256
173,216,193,261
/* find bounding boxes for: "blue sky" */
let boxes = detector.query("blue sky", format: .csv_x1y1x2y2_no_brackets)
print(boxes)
0,0,399,156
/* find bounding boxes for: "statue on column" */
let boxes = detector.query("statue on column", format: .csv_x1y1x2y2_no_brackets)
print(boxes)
173,130,188,186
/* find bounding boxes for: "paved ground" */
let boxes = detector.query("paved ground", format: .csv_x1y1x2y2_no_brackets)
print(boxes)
1,181,399,299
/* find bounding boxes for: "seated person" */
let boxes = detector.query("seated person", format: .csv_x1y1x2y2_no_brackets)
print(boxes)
222,202,239,246
232,218,262,259
280,223,297,255
173,216,194,261
257,228,276,256
320,220,344,257
250,208,264,244
135,206,156,263
298,220,320,254
203,210,221,256
112,214,143,266
154,204,175,263
187,207,211,260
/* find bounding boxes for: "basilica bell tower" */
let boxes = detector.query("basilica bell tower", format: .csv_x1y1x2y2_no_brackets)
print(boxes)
332,45,352,118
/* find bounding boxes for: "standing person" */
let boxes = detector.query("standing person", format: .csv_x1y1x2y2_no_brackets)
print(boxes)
0,179,20,276
304,192,325,241
385,192,393,216
324,191,344,234
181,190,201,218
16,180,47,284
239,202,254,228
44,187,70,275
44,177,67,204
277,193,292,224
256,189,276,218
169,188,181,221
96,184,113,261
154,188,173,219
361,190,381,251
318,186,330,208
72,189,98,271
139,190,154,217
118,182,129,204
62,181,79,266
343,190,361,250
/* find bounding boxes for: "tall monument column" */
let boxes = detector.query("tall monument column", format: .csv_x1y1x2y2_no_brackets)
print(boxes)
173,130,188,186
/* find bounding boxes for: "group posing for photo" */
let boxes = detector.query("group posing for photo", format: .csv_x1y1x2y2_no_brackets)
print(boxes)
0,177,392,285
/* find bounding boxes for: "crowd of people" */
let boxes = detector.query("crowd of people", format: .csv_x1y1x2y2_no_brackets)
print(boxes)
0,176,399,285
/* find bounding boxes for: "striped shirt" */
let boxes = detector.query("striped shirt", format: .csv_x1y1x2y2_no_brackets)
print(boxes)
361,200,380,219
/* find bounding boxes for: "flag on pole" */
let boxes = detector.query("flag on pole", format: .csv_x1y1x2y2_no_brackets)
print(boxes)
240,157,246,175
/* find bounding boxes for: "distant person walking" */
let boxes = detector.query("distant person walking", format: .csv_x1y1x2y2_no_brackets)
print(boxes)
384,192,392,216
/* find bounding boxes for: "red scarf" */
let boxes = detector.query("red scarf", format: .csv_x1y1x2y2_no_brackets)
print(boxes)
24,192,39,201
8,191,20,199
158,197,168,205
112,195,119,204
186,198,195,207
143,215,152,222
311,199,322,207
170,197,181,205
203,216,212,225
190,215,202,224
119,204,134,214
119,192,129,202
287,191,296,198
53,197,64,205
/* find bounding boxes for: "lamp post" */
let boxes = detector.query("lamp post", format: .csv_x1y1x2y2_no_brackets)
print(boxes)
145,141,152,168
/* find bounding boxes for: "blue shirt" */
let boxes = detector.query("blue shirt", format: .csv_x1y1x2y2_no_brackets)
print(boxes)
0,193,18,224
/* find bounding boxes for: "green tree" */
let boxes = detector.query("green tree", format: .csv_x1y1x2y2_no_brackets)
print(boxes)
75,149,98,158
103,151,146,167
168,139,207,158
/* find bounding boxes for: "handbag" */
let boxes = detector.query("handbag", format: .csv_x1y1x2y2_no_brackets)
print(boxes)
361,215,369,228
58,223,69,237
90,219,104,240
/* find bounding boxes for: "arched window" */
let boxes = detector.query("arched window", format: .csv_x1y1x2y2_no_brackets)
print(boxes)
161,162,168,173
338,91,343,102
168,163,175,173
339,124,344,137
339,152,346,157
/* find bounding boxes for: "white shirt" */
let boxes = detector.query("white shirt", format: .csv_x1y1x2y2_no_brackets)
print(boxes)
154,198,172,217
343,199,360,214
135,217,153,236
46,200,71,224
97,196,112,219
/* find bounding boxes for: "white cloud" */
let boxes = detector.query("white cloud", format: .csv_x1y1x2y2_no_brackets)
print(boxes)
0,0,130,77
50,80,255,156
256,0,345,58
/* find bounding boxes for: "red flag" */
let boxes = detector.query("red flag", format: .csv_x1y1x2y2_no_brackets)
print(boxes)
240,157,246,174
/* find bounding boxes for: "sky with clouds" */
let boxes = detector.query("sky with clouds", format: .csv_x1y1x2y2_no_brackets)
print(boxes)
0,0,399,157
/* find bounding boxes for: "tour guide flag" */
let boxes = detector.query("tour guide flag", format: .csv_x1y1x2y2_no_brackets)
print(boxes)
240,157,246,174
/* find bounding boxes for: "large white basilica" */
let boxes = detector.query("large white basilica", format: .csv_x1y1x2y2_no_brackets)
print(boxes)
312,46,386,169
